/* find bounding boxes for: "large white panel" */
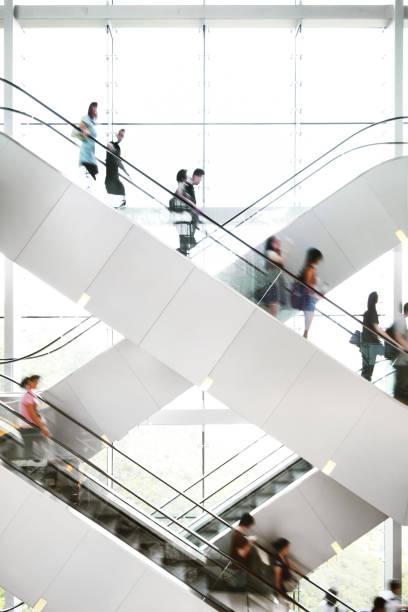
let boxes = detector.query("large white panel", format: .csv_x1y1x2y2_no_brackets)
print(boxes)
364,157,408,231
278,209,355,291
0,488,88,605
141,268,255,385
43,379,104,438
209,309,316,427
331,392,408,524
86,225,192,344
116,340,191,408
314,178,398,272
299,471,386,548
17,184,131,302
0,138,70,260
0,133,10,154
264,351,377,467
117,567,207,612
45,527,145,612
66,345,158,440
0,465,32,535
253,483,334,572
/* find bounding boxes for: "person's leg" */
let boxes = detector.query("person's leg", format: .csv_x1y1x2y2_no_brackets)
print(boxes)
303,310,314,338
394,366,408,405
361,349,375,381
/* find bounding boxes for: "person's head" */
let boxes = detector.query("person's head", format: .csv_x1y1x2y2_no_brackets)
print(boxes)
403,303,408,318
88,102,98,119
191,168,205,186
326,588,339,607
372,597,386,612
367,291,379,314
117,129,125,143
305,247,323,267
20,375,40,390
274,537,290,556
265,236,281,254
177,169,187,183
238,512,254,531
389,580,401,596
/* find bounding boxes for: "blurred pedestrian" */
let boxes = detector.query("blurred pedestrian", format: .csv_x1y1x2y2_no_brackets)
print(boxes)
230,512,256,570
263,235,291,317
372,598,387,612
360,292,394,382
105,128,128,209
296,248,323,339
184,168,205,248
381,580,402,612
272,538,303,611
78,102,98,181
390,305,408,404
320,588,346,612
20,375,49,465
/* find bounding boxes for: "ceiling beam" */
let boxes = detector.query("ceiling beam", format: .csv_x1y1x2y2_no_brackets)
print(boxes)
0,4,395,29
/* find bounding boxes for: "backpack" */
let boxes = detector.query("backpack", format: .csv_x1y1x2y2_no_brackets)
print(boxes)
290,280,305,310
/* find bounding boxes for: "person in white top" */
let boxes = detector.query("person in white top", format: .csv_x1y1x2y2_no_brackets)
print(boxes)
391,305,408,405
319,588,346,612
380,580,402,612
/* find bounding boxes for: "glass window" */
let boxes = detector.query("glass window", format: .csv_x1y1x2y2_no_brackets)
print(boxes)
299,522,385,611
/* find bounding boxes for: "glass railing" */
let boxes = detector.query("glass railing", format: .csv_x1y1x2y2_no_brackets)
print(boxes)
0,397,316,612
1,79,406,414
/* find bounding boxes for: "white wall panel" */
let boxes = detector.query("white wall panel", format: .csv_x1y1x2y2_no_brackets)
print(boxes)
331,393,408,524
44,527,145,612
116,340,190,407
141,268,255,385
364,156,408,230
62,344,159,441
86,224,192,344
117,567,208,612
0,464,32,534
0,140,70,260
17,184,131,302
299,471,385,549
0,486,88,605
314,178,398,274
264,351,377,468
209,308,316,427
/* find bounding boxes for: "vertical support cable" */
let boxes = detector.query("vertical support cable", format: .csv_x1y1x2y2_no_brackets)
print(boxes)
393,0,404,319
202,23,207,209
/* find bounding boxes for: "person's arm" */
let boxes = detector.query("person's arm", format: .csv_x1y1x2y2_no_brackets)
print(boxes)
286,558,305,577
394,330,408,351
79,120,90,138
236,538,254,559
266,249,284,266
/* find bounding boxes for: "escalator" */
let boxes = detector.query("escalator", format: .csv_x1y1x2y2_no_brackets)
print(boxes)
1,79,408,525
0,376,385,576
0,398,357,612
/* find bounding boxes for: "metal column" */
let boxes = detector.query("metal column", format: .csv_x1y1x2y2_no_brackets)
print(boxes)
384,518,402,587
393,0,404,318
3,0,18,389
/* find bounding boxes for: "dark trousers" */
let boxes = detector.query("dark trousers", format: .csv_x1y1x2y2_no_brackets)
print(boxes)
394,366,408,405
20,428,44,459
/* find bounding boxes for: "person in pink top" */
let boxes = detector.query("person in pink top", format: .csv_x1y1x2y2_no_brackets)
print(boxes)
20,375,49,462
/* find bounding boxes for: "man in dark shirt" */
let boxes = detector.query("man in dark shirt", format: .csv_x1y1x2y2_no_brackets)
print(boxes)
230,512,256,570
184,168,205,246
105,129,128,209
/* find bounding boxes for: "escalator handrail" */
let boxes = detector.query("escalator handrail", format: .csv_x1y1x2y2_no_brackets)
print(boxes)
1,603,24,612
0,398,312,612
221,115,408,228
0,314,97,364
0,80,403,356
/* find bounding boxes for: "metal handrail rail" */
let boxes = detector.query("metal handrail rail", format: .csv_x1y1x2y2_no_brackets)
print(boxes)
154,433,269,514
0,398,311,611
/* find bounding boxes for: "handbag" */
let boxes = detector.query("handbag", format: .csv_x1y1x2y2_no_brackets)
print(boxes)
71,125,86,142
349,330,361,347
290,281,305,310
